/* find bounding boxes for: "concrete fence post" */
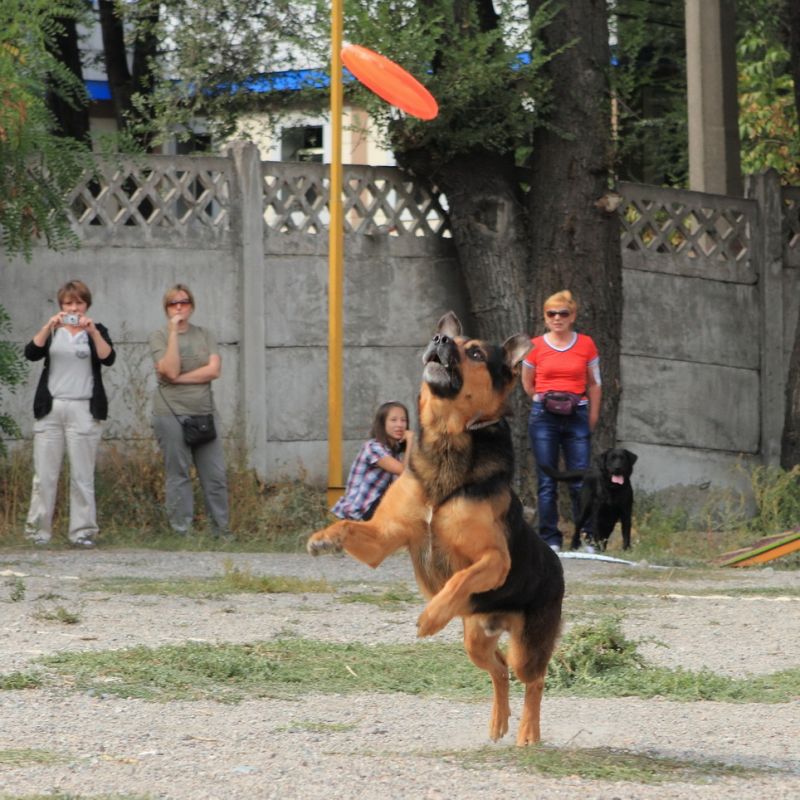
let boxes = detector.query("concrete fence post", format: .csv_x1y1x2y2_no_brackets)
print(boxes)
746,169,784,466
227,141,268,477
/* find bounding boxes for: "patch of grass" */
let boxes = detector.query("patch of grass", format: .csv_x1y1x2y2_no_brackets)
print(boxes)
1,795,152,800
337,583,419,609
749,465,800,534
32,605,81,625
34,630,800,704
37,639,489,703
0,672,42,690
83,561,333,598
6,575,24,602
0,748,65,767
459,744,758,783
566,579,800,599
547,618,800,702
279,720,356,734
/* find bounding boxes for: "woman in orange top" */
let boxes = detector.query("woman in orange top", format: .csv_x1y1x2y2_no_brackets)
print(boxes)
521,290,601,552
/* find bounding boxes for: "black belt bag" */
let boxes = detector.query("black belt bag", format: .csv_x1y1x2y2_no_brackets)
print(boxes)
542,391,582,415
159,387,217,446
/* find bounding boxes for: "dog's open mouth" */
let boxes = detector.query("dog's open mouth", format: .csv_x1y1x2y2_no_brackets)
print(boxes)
611,474,625,485
422,342,462,396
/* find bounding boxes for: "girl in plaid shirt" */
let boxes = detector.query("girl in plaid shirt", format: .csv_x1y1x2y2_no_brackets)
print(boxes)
332,401,412,520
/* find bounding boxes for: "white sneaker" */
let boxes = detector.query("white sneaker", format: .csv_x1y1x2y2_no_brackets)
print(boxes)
70,536,96,549
26,534,51,546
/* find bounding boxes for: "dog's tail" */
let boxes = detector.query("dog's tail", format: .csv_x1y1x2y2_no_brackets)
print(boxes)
540,464,587,482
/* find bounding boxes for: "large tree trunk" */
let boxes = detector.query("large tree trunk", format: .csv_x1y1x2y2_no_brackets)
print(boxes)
526,0,623,455
46,14,90,142
780,0,800,468
98,0,158,148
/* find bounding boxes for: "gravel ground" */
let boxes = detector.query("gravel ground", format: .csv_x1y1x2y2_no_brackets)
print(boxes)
1,548,798,800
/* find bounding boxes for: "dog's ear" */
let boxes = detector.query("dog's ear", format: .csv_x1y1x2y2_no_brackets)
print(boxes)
436,311,462,339
625,450,638,466
502,333,532,368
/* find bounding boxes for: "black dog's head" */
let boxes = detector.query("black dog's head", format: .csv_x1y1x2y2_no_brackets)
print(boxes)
601,448,638,486
420,311,530,430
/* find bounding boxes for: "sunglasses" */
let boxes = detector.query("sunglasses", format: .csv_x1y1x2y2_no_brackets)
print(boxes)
167,300,191,307
546,309,571,319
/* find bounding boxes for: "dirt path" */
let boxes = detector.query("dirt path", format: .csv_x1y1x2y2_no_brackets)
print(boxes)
1,549,798,799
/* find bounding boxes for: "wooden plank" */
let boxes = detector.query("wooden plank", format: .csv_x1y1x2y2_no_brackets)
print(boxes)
717,531,800,567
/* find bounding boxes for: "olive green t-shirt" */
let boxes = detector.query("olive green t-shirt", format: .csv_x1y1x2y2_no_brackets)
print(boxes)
150,324,219,416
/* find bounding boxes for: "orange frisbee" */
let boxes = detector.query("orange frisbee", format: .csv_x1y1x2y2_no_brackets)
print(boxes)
341,44,438,120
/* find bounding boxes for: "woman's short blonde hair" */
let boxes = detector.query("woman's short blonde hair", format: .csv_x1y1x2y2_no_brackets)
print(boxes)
543,290,577,316
57,280,92,309
162,283,195,313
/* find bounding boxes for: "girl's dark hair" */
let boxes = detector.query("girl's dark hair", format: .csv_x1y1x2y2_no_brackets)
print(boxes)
370,401,410,453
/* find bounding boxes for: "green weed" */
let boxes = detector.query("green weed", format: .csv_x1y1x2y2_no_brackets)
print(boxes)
33,605,81,625
6,575,24,602
0,748,65,767
337,583,419,609
749,465,800,534
0,672,42,690
459,744,757,783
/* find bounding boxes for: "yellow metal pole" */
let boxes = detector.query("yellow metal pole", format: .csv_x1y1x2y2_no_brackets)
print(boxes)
327,0,344,508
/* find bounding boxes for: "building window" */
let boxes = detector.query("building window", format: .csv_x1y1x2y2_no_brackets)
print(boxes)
281,126,324,162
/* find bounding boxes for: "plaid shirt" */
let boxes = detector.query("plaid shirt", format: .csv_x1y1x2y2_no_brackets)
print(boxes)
331,439,398,520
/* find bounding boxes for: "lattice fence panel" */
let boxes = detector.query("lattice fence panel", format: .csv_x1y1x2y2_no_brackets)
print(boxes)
783,187,800,267
68,156,232,238
262,163,451,237
617,182,756,280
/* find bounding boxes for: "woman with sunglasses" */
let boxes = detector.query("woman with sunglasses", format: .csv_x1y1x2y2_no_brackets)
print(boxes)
521,290,601,552
149,284,230,539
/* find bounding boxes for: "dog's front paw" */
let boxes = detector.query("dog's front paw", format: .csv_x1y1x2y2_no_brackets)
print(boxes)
306,529,344,557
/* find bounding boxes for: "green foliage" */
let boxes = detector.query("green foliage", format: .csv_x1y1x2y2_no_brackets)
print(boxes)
0,305,27,452
610,0,688,186
0,0,92,258
328,0,558,167
127,0,307,146
737,11,800,183
748,465,800,533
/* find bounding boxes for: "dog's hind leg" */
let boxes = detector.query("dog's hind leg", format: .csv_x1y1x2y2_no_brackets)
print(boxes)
507,604,562,746
463,616,511,741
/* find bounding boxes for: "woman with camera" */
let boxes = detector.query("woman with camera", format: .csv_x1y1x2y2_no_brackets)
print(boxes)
521,290,601,553
24,279,116,548
149,283,230,539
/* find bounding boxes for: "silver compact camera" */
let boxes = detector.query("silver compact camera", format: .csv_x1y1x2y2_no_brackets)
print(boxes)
63,314,80,325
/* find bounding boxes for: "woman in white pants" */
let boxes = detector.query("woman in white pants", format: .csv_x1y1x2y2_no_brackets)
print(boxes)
24,280,115,548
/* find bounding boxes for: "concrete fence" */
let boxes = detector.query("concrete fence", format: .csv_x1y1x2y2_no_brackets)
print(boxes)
1,143,797,500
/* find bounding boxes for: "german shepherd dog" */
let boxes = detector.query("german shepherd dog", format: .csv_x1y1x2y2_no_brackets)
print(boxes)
543,448,638,551
307,312,564,745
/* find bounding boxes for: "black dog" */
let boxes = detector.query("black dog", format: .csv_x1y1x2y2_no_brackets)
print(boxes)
542,448,638,551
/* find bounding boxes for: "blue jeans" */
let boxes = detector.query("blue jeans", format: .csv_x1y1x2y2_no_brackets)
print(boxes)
528,402,592,548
